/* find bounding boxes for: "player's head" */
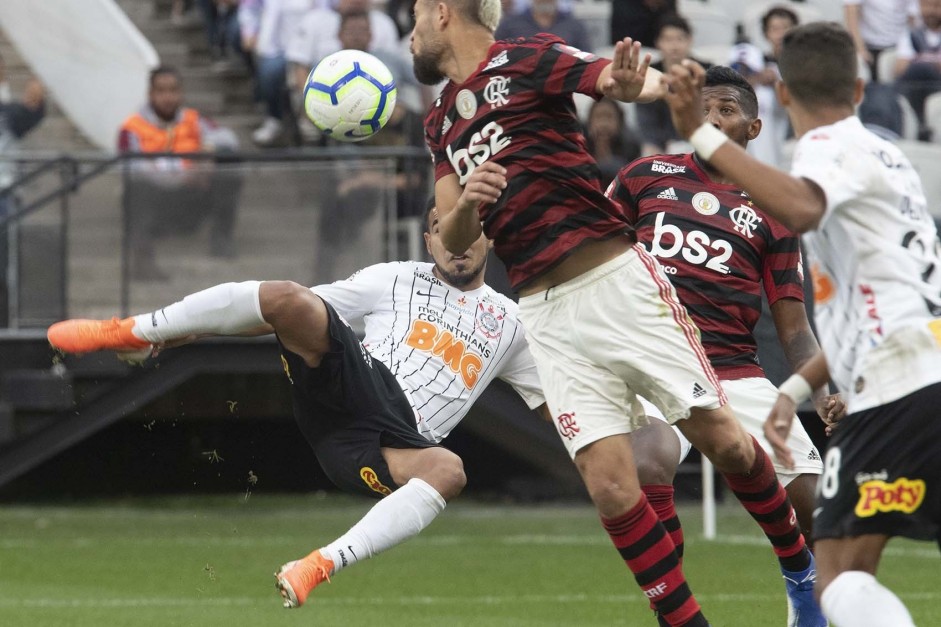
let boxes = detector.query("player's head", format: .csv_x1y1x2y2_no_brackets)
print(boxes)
761,6,799,55
423,197,491,289
777,22,862,111
921,0,941,30
339,10,372,52
148,66,183,122
410,0,502,85
654,14,693,64
702,66,761,148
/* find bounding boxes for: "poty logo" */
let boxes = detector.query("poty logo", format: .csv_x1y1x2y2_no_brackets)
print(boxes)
359,467,392,496
729,205,763,239
483,76,511,109
855,477,926,518
405,319,484,388
557,412,579,440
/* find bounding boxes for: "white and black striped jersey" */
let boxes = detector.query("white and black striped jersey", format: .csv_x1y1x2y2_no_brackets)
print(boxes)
311,261,545,442
791,116,941,411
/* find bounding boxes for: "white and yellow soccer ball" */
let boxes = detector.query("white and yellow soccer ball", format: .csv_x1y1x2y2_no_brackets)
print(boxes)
303,49,397,142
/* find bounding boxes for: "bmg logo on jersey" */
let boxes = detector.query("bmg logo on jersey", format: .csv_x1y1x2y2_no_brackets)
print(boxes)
649,212,733,275
405,319,484,389
446,121,511,185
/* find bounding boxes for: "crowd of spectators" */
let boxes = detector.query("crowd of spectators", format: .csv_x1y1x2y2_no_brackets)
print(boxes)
165,1,941,158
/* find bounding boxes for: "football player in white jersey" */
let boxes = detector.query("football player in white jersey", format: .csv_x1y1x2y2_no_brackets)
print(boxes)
662,21,941,627
46,199,546,610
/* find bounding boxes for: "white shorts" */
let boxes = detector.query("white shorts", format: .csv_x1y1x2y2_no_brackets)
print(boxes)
641,378,823,485
518,245,726,459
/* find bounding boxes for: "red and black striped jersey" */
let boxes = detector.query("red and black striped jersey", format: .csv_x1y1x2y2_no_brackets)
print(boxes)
606,153,804,379
424,34,633,288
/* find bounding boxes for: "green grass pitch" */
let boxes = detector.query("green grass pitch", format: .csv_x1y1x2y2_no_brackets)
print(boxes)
1,494,937,626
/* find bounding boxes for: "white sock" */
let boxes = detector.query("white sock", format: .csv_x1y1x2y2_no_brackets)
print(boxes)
130,281,264,343
321,478,447,574
821,570,915,627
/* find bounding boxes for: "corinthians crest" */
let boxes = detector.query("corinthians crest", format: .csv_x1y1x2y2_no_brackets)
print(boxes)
475,302,504,339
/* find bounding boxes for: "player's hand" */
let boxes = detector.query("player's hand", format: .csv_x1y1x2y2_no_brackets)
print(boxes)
815,393,846,436
601,38,652,103
814,394,846,436
456,161,506,214
662,60,708,139
764,393,797,470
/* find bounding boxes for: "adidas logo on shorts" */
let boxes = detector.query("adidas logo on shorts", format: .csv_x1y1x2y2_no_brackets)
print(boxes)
808,448,821,461
657,187,679,200
692,382,707,399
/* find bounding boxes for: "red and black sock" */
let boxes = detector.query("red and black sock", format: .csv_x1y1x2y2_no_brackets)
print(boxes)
602,494,708,627
643,484,684,562
720,436,811,572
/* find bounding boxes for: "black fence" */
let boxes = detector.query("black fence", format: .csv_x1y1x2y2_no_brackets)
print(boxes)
0,147,431,328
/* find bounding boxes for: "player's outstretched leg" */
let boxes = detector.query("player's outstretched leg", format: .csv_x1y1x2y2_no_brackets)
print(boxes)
276,447,465,608
679,407,826,627
47,281,267,353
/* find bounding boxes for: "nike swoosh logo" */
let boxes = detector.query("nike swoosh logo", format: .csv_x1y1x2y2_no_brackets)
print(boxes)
416,290,436,298
812,507,823,519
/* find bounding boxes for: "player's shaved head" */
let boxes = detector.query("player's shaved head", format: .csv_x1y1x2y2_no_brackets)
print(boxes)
778,22,857,108
704,66,759,119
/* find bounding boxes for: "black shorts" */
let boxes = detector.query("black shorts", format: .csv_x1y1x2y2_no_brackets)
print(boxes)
279,301,437,499
813,383,941,545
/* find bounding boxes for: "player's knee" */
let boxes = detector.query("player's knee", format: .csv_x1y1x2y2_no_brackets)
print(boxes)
259,281,320,325
703,434,753,473
632,424,680,486
418,448,466,501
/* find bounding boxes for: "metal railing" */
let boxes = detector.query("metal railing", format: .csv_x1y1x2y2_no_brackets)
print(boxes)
0,146,431,328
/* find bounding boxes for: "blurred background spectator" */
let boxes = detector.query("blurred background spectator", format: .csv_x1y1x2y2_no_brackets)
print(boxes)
287,3,412,142
196,0,249,72
583,98,640,183
635,14,712,155
845,0,920,81
118,67,242,280
0,52,45,326
610,0,677,48
313,9,428,279
894,0,941,141
241,0,318,147
728,5,799,166
495,0,592,52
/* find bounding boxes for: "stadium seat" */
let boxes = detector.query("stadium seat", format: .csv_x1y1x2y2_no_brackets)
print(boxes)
692,44,733,66
896,140,941,217
925,92,941,143
877,48,898,85
682,5,738,48
897,93,920,140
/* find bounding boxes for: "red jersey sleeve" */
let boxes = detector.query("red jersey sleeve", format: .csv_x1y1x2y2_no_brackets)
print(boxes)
762,219,805,304
529,35,610,98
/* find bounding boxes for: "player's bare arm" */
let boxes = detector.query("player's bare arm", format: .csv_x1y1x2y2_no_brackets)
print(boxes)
765,350,831,469
435,162,506,254
663,61,826,232
770,298,846,425
597,38,664,103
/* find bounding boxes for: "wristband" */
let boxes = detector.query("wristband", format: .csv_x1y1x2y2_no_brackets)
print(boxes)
688,123,728,160
779,374,812,405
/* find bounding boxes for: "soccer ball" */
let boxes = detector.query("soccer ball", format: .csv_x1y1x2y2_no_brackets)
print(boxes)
303,49,397,142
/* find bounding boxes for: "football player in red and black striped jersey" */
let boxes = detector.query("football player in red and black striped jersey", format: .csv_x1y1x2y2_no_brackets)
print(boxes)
411,2,820,624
